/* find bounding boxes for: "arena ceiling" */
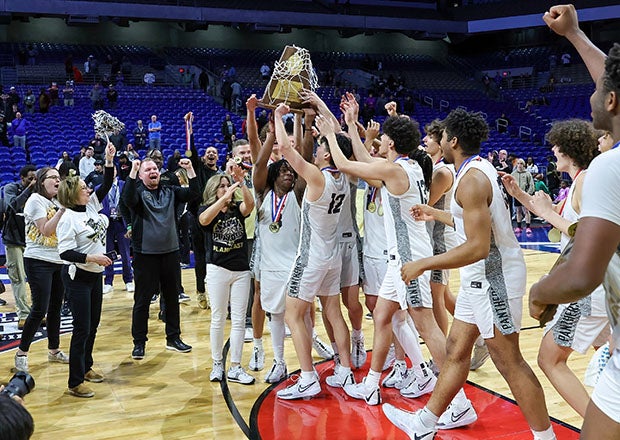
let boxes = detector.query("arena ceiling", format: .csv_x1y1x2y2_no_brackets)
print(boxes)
1,0,619,37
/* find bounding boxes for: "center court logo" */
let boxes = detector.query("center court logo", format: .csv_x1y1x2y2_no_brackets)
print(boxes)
0,312,73,352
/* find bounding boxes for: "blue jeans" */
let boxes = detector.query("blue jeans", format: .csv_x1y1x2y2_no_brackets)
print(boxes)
149,138,161,150
14,135,26,148
62,266,103,388
20,258,64,352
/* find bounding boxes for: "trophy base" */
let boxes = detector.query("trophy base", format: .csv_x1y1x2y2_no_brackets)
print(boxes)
257,100,307,115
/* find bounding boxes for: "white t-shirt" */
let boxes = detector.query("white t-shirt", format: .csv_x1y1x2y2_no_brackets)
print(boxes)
57,195,108,273
581,147,620,350
23,193,63,264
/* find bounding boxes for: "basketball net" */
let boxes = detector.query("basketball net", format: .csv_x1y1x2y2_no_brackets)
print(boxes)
263,46,318,107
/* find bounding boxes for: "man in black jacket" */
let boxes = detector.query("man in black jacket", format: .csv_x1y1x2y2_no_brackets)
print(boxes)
1,165,36,328
122,156,200,360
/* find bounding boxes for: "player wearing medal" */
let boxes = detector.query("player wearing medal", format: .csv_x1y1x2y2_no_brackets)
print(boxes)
252,100,314,383
322,93,447,407
275,100,356,400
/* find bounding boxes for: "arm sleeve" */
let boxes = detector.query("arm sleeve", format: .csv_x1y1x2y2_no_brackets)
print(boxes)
59,249,88,264
121,177,139,209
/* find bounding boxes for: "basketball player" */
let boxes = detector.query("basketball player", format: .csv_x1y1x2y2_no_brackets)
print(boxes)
274,103,356,400
384,108,555,440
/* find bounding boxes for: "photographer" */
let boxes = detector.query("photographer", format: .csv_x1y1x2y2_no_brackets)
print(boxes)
0,376,35,440
55,143,115,398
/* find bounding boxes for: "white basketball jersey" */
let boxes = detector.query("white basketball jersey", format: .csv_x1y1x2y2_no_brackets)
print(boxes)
381,158,433,264
257,189,301,272
363,184,387,259
337,181,360,243
295,169,348,269
451,157,526,299
428,161,458,255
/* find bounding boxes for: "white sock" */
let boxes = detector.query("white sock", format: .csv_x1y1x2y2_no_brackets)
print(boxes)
352,328,363,340
253,338,263,348
365,369,381,388
300,370,316,384
419,407,439,428
532,425,556,440
392,314,426,367
339,365,351,376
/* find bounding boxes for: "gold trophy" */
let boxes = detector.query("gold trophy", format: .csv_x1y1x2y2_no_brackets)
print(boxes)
259,45,318,114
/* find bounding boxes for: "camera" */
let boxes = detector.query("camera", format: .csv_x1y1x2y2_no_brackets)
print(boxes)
1,372,35,399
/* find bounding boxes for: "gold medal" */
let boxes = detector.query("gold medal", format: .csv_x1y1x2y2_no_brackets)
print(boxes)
368,202,376,213
185,150,192,158
269,222,280,233
378,205,384,216
547,227,561,243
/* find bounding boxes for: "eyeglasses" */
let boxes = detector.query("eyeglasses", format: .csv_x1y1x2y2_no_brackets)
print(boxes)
45,175,61,181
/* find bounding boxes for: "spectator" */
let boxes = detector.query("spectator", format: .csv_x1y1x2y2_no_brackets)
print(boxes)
545,154,561,197
0,392,34,439
553,180,570,203
85,159,105,190
198,70,208,93
55,151,72,170
534,173,550,195
106,85,118,109
511,159,535,235
221,114,235,150
23,90,35,114
116,152,131,181
231,80,242,113
79,146,96,177
64,54,73,79
0,113,9,146
493,149,512,174
148,115,162,150
63,81,74,107
73,147,86,169
48,82,59,106
89,133,106,158
125,143,139,161
132,120,147,151
38,88,51,114
2,164,37,329
8,87,21,108
167,150,182,173
26,44,37,65
525,156,539,175
11,112,29,149
89,84,104,110
260,62,271,79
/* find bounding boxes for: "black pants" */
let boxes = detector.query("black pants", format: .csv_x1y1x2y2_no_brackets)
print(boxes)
132,251,181,345
61,267,102,388
191,218,206,294
20,258,64,352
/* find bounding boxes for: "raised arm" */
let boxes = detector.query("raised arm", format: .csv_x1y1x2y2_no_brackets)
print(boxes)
253,118,276,196
246,94,261,163
275,103,324,202
301,90,341,134
94,143,115,202
543,4,606,82
341,93,376,164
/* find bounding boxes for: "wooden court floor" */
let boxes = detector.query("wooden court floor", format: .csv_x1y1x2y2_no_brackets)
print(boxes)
0,249,593,439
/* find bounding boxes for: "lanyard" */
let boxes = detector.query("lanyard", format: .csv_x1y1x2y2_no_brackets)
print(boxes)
456,155,479,178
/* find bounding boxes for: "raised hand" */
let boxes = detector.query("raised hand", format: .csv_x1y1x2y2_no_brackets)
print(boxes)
246,94,259,112
543,4,579,37
365,120,380,141
105,142,116,162
275,102,290,118
385,101,398,117
315,114,334,137
223,181,241,202
131,159,141,173
178,157,194,172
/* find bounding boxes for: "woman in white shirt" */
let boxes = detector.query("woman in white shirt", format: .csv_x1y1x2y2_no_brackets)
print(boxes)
55,143,115,398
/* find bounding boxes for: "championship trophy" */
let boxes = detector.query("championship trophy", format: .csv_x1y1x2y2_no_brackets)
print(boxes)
258,45,319,113
92,110,125,145
537,221,579,327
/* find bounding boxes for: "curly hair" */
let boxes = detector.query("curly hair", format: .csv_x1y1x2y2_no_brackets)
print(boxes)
424,119,443,143
545,119,599,169
442,108,489,155
266,159,297,191
603,43,620,94
320,133,353,166
383,115,420,154
408,147,433,190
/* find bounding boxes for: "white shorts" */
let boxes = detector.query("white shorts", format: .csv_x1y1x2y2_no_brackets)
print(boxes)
430,268,450,285
287,262,341,303
379,262,432,310
362,255,387,296
454,288,523,339
591,349,620,423
260,270,289,314
339,241,360,288
544,302,611,354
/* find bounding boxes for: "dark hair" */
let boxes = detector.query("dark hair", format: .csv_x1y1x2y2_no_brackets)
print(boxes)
266,159,297,191
382,115,420,154
58,161,77,179
33,167,58,198
409,148,433,190
424,119,443,143
0,395,34,440
545,119,599,169
320,133,353,167
442,108,489,155
19,165,36,178
603,43,620,95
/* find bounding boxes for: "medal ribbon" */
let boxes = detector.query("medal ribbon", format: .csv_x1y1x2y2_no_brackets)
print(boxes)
558,168,583,216
271,191,288,223
393,154,409,163
456,155,480,178
612,140,620,150
320,166,339,174
367,186,378,210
